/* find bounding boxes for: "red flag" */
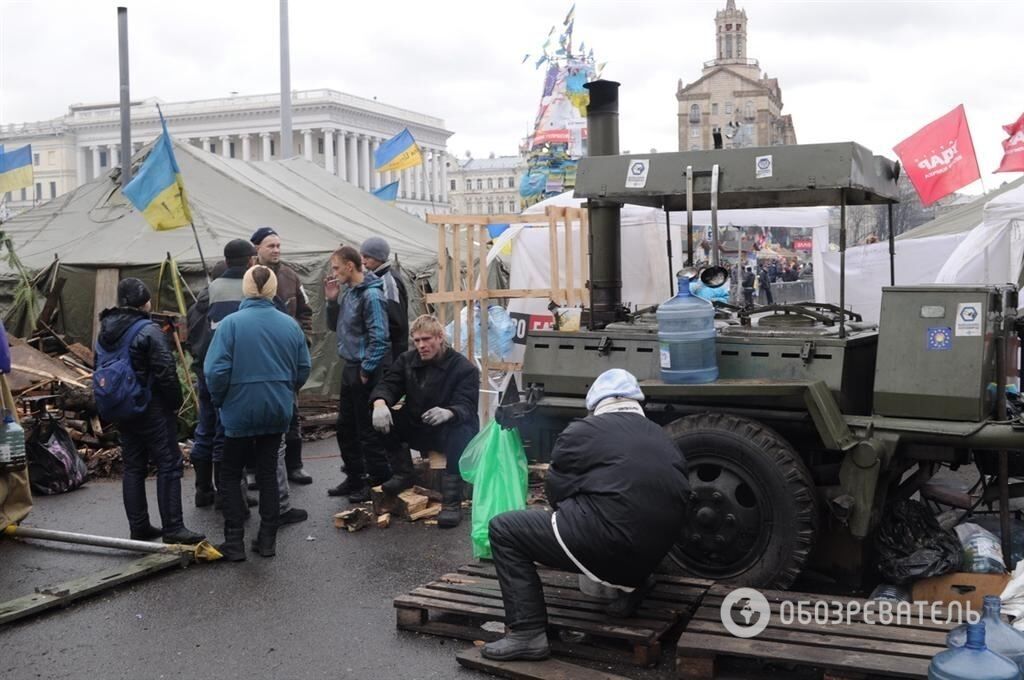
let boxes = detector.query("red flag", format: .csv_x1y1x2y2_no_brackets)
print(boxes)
893,105,981,206
996,113,1024,174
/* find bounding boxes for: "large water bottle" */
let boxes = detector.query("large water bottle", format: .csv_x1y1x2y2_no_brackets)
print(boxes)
947,596,1024,671
930,623,1021,680
0,411,26,472
657,276,718,384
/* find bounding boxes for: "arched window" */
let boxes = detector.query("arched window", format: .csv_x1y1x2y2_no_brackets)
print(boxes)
745,100,755,120
725,34,733,59
689,104,701,124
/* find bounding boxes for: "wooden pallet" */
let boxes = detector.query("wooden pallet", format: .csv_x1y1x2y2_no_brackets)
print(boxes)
394,561,713,667
456,646,633,680
677,585,954,679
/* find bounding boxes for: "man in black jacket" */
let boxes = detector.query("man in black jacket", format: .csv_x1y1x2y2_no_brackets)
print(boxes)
360,237,409,361
482,369,690,661
370,314,479,528
97,279,204,544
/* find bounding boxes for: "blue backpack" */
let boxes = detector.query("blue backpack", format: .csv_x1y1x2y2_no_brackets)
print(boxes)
93,318,152,423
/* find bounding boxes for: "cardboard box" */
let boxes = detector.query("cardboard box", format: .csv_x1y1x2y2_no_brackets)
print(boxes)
912,572,1010,611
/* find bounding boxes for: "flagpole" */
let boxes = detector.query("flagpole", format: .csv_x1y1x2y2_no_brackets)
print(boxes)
189,221,212,283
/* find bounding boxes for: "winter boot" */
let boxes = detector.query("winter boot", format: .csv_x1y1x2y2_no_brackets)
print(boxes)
347,476,372,504
163,527,206,544
194,459,215,508
327,475,363,498
438,474,463,529
481,629,550,661
381,446,416,496
130,524,163,541
217,527,247,562
254,524,277,558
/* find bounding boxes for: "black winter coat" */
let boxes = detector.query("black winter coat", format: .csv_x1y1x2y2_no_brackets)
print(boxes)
370,347,479,429
545,412,690,588
97,307,183,411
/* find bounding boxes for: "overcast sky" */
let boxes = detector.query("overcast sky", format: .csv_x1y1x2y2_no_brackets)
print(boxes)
2,0,1021,193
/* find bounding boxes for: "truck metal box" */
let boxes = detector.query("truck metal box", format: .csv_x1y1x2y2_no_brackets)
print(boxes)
873,286,998,421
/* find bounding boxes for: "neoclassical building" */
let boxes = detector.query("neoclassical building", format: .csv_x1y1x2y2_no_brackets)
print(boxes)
676,0,797,151
0,89,453,218
446,155,526,215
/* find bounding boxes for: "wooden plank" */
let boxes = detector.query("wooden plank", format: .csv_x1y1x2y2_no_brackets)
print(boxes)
424,288,556,304
458,562,715,593
547,207,562,305
479,224,490,423
466,225,475,363
564,211,575,306
92,268,120,347
67,342,95,369
456,646,633,680
437,223,447,326
34,277,67,333
426,214,543,226
453,225,462,352
0,553,185,626
676,633,932,679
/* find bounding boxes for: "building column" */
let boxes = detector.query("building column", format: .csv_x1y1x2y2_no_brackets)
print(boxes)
302,129,313,161
260,132,272,160
220,136,231,158
347,133,359,184
90,146,101,178
358,135,371,190
200,137,211,153
322,129,335,175
415,162,425,201
107,144,119,168
370,138,381,190
337,132,348,181
401,168,411,199
440,151,449,203
76,147,88,187
431,149,441,202
240,134,252,161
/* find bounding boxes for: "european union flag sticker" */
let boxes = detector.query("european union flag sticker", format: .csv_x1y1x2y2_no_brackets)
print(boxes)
927,327,952,351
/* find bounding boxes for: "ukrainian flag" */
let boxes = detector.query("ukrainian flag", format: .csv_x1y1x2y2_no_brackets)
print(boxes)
374,129,422,173
0,145,34,195
372,180,400,203
122,112,192,231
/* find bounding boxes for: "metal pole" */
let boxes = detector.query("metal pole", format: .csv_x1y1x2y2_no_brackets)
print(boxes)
710,164,720,267
664,207,674,296
117,7,132,186
839,189,847,339
995,322,1012,566
279,0,293,158
189,222,212,283
887,202,896,286
3,524,220,561
685,165,694,267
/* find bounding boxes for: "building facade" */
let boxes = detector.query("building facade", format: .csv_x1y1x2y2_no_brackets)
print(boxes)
446,156,526,215
676,0,797,152
0,89,453,218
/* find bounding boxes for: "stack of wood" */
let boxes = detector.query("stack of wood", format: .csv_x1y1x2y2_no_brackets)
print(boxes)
297,393,339,441
332,485,445,533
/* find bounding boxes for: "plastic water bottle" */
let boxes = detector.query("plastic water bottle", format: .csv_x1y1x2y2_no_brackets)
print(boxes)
930,623,1021,680
486,305,516,360
947,597,1024,671
657,277,718,384
0,411,26,472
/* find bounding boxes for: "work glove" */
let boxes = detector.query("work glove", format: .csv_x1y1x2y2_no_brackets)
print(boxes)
422,407,455,427
372,403,393,434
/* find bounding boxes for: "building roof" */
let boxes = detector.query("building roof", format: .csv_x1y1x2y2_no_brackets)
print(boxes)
458,156,523,172
899,175,1024,240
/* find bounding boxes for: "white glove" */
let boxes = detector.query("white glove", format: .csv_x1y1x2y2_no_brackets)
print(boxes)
422,407,455,427
372,403,393,434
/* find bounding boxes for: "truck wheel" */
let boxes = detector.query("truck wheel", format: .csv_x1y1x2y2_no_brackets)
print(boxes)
664,412,818,589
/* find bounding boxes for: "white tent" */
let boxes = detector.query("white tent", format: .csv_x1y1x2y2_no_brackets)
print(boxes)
816,178,1024,323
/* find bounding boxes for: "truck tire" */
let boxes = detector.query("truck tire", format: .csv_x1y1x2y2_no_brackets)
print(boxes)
664,412,818,589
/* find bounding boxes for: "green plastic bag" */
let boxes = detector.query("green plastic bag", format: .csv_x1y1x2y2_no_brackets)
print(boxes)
459,420,528,558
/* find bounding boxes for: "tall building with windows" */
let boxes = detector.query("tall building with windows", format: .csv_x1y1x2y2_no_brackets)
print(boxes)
446,155,526,215
0,89,452,218
676,0,797,151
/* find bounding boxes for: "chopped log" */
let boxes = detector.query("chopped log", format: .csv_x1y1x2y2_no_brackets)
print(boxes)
396,490,430,518
412,485,443,503
58,385,95,413
370,486,398,516
428,450,446,470
89,416,103,436
333,508,373,532
376,513,391,529
64,418,88,432
409,503,442,521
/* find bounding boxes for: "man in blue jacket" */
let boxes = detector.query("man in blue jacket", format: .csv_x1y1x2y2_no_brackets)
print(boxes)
204,266,311,561
324,245,391,503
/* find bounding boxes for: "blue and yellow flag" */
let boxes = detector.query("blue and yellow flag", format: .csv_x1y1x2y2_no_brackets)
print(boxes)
372,180,400,203
374,129,422,174
122,111,192,231
0,145,33,195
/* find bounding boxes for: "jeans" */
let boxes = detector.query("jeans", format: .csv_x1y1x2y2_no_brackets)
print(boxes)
336,363,389,482
191,372,224,463
489,509,579,631
284,399,303,472
121,400,186,534
221,434,281,535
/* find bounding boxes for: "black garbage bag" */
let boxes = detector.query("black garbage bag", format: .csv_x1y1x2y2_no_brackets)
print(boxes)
875,499,961,584
26,418,88,495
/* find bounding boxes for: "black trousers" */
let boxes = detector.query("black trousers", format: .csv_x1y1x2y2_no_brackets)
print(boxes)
489,509,579,631
284,399,303,472
120,401,185,534
336,363,389,482
221,434,282,534
382,409,477,474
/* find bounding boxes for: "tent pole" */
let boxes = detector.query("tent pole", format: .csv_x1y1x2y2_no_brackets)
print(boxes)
664,206,674,296
189,222,212,283
887,202,895,286
839,189,847,339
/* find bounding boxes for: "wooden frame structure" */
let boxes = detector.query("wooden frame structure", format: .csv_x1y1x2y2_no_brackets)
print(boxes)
424,206,590,418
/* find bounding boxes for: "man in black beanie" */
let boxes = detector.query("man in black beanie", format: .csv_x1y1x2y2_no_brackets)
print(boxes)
251,227,314,485
97,278,204,544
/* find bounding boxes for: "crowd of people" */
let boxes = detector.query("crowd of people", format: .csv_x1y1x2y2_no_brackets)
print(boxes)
96,228,480,561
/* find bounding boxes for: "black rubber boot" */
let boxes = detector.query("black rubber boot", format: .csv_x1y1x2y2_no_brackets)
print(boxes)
481,629,550,661
130,524,163,541
381,446,416,496
347,477,372,504
217,527,246,562
193,459,215,508
163,527,206,545
438,474,463,529
327,476,363,498
254,524,277,558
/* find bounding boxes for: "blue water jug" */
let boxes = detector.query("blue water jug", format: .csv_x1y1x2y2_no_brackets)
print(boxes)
948,596,1024,671
929,623,1021,680
657,277,718,384
0,411,25,471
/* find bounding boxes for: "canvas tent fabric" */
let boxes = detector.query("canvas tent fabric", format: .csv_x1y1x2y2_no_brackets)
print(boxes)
0,140,438,393
816,177,1024,324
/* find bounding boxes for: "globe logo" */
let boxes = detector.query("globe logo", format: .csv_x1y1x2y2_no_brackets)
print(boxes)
720,587,771,638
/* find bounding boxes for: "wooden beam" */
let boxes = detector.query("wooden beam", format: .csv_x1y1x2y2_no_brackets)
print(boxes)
92,268,120,346
478,224,490,423
564,211,575,306
453,225,462,353
426,214,544,226
456,647,633,680
425,288,556,304
547,207,561,306
465,225,475,364
436,224,447,326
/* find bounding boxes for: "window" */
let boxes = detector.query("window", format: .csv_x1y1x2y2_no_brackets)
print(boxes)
35,183,41,201
229,142,236,158
318,139,324,154
691,127,700,138
450,179,456,191
744,100,755,120
99,151,108,167
726,23,732,30
465,179,472,191
725,102,733,115
736,23,741,30
712,103,718,115
508,176,515,188
270,140,276,156
487,178,494,189
49,181,57,198
725,35,733,58
509,200,516,213
497,177,504,189
476,179,483,190
209,143,217,155
689,103,701,124
33,153,40,166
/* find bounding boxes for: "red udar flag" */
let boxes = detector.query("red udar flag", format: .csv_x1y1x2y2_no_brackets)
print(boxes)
893,104,981,206
996,112,1024,173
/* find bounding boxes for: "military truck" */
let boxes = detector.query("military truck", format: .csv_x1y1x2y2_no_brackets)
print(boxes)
497,80,1024,589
